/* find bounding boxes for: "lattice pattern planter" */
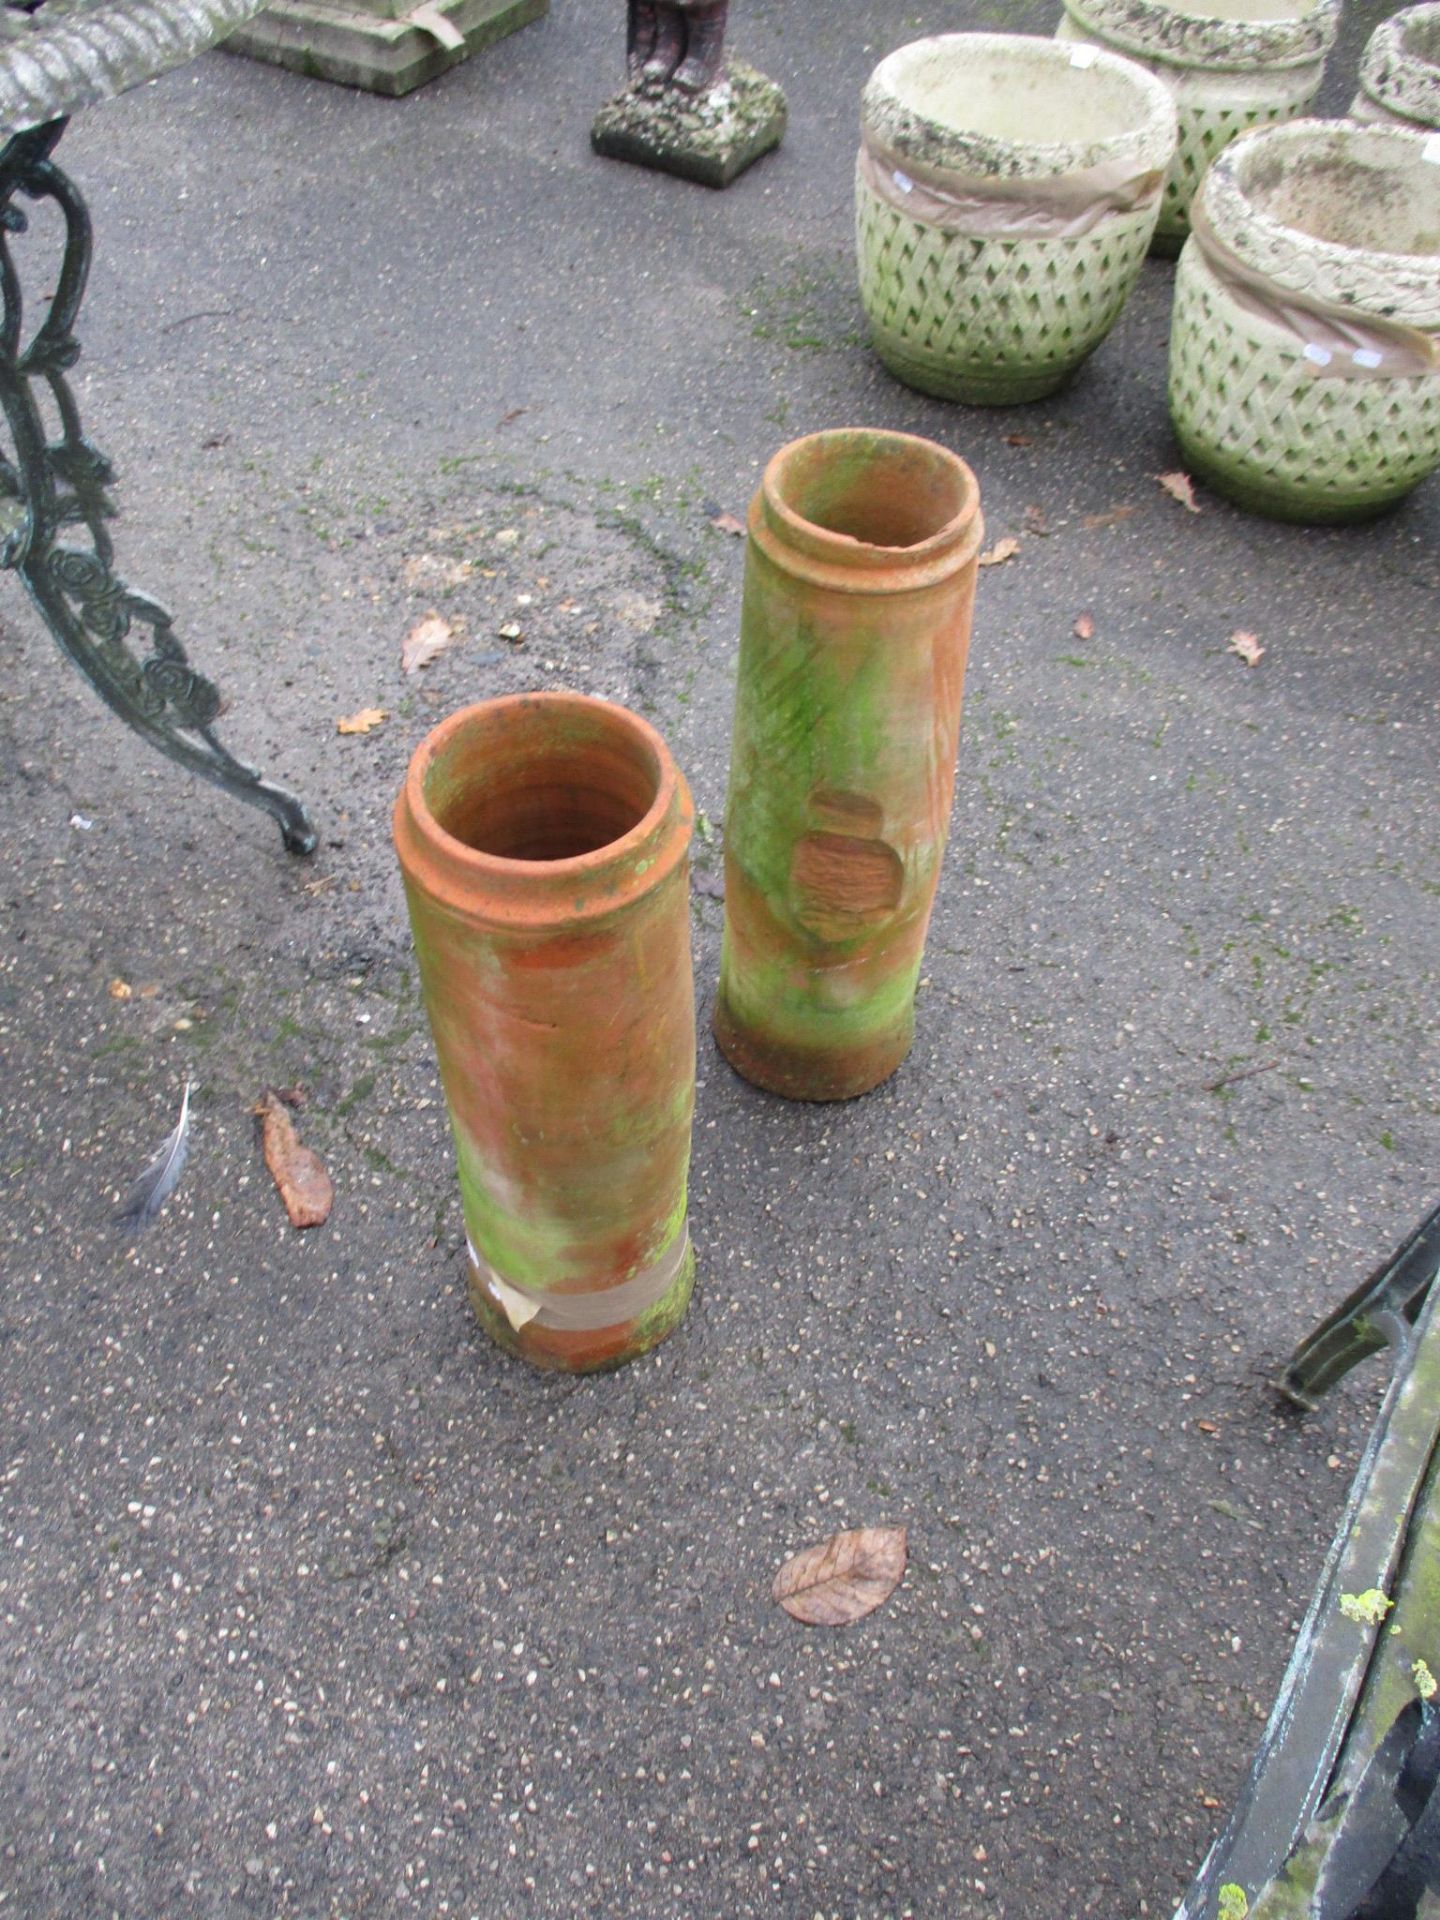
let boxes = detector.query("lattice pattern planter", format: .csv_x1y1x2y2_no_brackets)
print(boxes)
1167,120,1440,522
1056,0,1340,255
855,34,1175,405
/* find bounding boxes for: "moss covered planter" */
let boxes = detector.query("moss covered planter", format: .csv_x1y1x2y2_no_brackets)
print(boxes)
714,431,982,1101
1057,0,1340,256
1349,4,1440,133
394,694,697,1372
1167,120,1440,522
855,33,1176,404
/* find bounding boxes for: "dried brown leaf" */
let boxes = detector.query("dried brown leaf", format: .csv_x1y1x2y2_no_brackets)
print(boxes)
1228,628,1265,667
1023,504,1050,537
1073,613,1095,641
498,406,528,427
1004,433,1034,448
108,978,133,1001
402,612,458,675
1082,504,1136,530
709,510,746,538
773,1526,908,1627
257,1090,333,1229
337,707,386,735
978,536,1021,569
1157,471,1201,513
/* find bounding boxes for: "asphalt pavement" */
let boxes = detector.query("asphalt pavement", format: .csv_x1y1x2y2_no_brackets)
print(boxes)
1,0,1436,1915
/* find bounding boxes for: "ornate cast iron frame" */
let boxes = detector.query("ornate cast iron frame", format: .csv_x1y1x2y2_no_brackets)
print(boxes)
0,117,315,852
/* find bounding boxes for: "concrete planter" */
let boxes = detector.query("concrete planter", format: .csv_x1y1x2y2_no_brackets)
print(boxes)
1168,119,1440,522
1349,4,1440,132
855,33,1175,405
1057,0,1340,255
394,694,697,1372
714,431,983,1101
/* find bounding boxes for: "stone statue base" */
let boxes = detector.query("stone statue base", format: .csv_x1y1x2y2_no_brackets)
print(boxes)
591,61,786,188
224,0,543,97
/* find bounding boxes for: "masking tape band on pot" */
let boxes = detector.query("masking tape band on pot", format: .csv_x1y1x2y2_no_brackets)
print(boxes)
468,1225,692,1333
858,130,1164,239
1189,201,1440,381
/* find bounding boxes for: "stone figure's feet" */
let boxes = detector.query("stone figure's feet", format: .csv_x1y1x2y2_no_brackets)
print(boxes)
641,4,685,82
627,0,661,76
671,3,726,92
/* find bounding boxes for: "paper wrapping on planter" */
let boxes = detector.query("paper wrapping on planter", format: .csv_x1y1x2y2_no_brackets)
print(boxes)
858,129,1164,239
1189,202,1440,382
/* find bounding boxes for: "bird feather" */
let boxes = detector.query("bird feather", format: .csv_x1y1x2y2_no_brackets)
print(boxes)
118,1079,192,1228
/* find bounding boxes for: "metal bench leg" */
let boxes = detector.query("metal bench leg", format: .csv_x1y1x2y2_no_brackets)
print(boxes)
0,118,316,855
1277,1202,1440,1410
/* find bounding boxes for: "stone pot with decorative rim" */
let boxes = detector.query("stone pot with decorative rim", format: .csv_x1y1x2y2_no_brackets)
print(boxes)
394,693,697,1372
1056,0,1341,256
855,33,1175,405
1168,118,1440,522
1349,4,1440,132
714,429,983,1101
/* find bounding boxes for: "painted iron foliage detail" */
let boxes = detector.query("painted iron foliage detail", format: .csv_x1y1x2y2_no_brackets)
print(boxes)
0,120,316,850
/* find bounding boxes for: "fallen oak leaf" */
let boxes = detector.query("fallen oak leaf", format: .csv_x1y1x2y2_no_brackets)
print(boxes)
1157,470,1202,513
1228,628,1265,667
978,536,1020,568
337,707,386,735
256,1090,334,1229
709,510,746,537
1073,613,1095,641
773,1525,907,1626
402,612,458,675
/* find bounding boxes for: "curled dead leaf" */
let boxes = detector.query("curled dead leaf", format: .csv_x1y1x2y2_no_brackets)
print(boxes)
256,1090,334,1229
1082,504,1136,530
402,612,458,675
773,1526,907,1627
337,707,386,736
978,536,1021,569
709,510,746,537
1073,613,1095,641
1157,471,1201,513
1228,628,1265,667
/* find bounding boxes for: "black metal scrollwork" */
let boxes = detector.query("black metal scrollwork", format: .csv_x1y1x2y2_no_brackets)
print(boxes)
0,117,316,852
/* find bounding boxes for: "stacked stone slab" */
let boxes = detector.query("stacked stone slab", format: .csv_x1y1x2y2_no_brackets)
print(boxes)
224,0,544,97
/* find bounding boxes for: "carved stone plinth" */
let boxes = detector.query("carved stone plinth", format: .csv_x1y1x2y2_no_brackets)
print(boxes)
591,61,785,187
224,0,545,98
